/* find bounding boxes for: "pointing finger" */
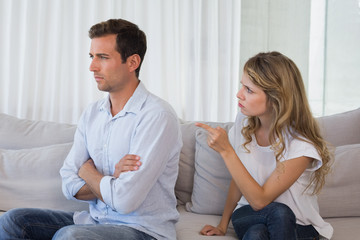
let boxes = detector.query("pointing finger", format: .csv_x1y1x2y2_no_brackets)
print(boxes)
195,122,214,132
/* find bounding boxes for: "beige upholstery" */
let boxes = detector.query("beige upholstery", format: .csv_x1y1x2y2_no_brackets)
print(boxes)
1,108,359,239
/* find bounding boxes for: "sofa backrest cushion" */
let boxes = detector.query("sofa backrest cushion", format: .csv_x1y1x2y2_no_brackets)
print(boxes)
317,108,360,147
0,113,76,149
175,122,199,205
318,143,360,217
0,143,88,212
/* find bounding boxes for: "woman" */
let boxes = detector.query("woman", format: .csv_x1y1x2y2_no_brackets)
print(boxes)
197,52,333,239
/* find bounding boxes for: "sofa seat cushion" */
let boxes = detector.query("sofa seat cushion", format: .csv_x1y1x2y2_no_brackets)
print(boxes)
176,205,237,239
325,217,360,240
177,204,360,240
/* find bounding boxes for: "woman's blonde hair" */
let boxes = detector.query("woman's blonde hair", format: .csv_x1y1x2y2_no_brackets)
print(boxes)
241,51,331,194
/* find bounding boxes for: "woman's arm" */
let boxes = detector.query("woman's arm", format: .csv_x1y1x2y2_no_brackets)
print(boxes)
222,148,311,210
200,179,242,236
196,123,311,211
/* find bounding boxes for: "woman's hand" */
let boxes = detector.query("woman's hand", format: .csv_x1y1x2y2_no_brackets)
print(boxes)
113,154,141,178
195,123,232,154
200,224,226,236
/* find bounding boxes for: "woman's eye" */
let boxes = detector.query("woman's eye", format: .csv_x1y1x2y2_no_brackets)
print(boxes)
246,87,253,93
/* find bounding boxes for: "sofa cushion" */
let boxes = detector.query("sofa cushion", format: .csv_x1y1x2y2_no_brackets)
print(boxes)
185,122,233,215
177,205,237,239
175,122,199,205
325,217,360,240
0,143,88,212
0,113,76,149
318,143,360,217
317,108,360,147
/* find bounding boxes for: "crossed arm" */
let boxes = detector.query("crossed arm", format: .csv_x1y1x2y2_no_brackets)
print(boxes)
74,155,141,202
196,123,312,236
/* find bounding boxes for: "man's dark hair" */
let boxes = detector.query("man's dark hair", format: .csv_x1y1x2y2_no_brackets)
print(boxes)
89,19,147,78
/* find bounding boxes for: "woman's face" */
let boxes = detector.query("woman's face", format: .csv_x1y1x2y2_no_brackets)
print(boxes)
237,73,270,118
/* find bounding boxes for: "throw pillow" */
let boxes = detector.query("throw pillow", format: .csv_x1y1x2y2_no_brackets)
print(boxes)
186,122,233,215
318,143,360,217
0,143,88,212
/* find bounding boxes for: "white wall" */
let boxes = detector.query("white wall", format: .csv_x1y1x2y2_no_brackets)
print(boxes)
240,0,311,88
324,0,360,115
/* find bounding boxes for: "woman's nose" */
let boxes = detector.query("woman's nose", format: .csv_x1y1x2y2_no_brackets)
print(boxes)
237,87,244,100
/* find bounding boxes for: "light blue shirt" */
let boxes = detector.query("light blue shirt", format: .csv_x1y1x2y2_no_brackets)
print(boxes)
60,82,182,240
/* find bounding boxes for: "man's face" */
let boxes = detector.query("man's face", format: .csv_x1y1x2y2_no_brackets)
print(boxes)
89,34,130,93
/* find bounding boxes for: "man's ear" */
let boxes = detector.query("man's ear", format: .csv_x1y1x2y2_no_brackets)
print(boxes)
127,54,141,73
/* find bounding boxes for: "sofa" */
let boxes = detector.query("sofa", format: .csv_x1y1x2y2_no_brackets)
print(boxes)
1,108,360,239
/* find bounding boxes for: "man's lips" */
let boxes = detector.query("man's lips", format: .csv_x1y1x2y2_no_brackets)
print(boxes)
94,75,104,82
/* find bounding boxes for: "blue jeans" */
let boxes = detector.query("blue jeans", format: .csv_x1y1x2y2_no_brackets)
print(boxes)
0,208,155,240
231,202,319,240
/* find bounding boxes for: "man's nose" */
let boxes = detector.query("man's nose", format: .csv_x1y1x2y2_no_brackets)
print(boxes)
89,59,99,72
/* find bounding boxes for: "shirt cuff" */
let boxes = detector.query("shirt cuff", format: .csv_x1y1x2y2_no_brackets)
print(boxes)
100,175,115,209
69,180,86,200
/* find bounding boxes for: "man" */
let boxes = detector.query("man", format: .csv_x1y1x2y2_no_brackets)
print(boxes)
0,19,182,240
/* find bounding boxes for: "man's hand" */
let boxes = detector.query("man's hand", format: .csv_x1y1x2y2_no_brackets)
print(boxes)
195,123,232,154
200,224,226,236
113,154,142,178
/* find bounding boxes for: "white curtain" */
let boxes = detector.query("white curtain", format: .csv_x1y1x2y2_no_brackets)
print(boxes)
1,0,358,125
0,0,241,124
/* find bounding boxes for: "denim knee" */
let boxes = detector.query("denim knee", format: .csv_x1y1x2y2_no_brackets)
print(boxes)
53,225,83,240
231,203,297,240
0,208,30,238
243,224,269,240
266,202,296,240
53,225,154,240
267,202,296,225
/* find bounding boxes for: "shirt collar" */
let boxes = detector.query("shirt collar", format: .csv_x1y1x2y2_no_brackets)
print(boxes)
99,81,149,117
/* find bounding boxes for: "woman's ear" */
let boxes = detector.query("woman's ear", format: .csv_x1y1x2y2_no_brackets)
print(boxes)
127,54,141,74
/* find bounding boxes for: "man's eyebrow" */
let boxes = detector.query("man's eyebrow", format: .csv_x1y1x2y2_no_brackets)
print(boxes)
89,53,110,57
